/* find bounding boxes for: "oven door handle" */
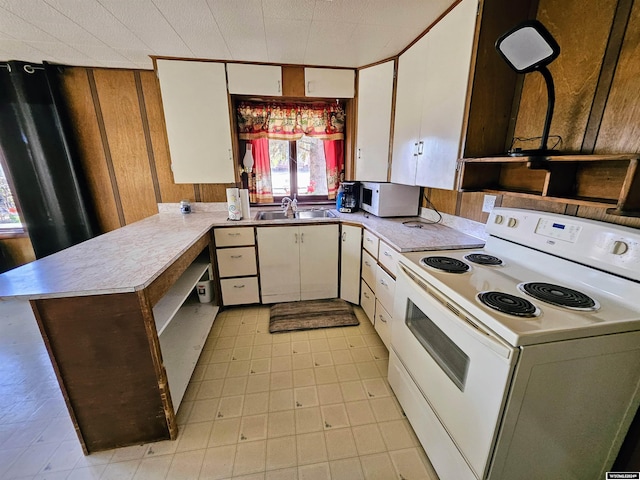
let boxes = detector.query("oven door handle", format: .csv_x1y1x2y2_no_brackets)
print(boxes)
399,264,515,359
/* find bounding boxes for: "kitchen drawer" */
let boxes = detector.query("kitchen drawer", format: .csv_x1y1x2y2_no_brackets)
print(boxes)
378,240,399,277
220,277,260,305
360,279,376,324
361,250,377,290
374,299,391,349
375,264,395,315
362,230,379,258
217,247,257,278
214,227,255,247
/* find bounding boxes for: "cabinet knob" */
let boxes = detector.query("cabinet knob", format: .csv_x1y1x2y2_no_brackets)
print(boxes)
380,279,388,287
363,292,370,299
379,314,387,323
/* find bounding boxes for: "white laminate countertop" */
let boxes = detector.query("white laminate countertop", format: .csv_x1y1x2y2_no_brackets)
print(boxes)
0,203,484,300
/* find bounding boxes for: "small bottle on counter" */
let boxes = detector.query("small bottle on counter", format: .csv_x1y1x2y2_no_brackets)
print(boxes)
180,199,192,214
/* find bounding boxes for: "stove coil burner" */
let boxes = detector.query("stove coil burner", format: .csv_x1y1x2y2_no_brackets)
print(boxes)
518,282,599,311
478,291,540,318
420,256,470,274
464,253,503,266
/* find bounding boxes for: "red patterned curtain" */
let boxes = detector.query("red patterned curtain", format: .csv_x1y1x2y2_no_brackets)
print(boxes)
237,102,345,141
323,140,344,199
247,138,274,203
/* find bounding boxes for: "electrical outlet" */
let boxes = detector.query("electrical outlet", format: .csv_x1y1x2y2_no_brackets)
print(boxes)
482,194,497,213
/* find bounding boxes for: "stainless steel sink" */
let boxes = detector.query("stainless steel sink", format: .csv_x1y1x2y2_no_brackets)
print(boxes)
295,209,337,219
255,211,290,221
255,209,337,220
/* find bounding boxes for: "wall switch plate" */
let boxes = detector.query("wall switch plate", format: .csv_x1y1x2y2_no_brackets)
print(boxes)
482,194,497,213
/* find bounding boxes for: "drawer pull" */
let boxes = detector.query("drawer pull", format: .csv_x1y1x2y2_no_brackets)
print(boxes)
379,314,387,323
230,255,243,259
365,261,371,267
380,279,388,287
363,292,370,299
366,238,374,243
384,251,392,257
228,232,241,236
233,284,245,289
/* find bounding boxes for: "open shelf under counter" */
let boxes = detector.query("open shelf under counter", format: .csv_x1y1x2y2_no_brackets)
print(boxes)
152,255,211,336
159,293,218,410
458,154,640,216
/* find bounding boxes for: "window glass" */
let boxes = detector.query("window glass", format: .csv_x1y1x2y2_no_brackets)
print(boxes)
0,162,22,230
296,136,328,196
269,136,329,199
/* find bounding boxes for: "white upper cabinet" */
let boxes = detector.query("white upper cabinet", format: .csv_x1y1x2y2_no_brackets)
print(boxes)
391,0,478,189
156,59,235,184
355,61,395,182
304,68,355,98
226,64,282,96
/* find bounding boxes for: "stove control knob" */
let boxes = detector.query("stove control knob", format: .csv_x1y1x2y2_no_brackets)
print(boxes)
612,240,629,255
494,215,504,225
507,217,518,228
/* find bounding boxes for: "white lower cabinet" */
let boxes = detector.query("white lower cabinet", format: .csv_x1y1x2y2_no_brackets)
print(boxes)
360,280,376,324
340,224,362,304
374,299,391,348
257,225,339,303
213,227,259,306
220,277,260,305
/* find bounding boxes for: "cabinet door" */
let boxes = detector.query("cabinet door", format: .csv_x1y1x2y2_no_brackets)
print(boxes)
340,224,362,304
226,64,282,96
257,227,300,303
390,34,428,186
304,68,355,98
355,61,394,182
299,224,339,301
156,60,235,183
415,0,477,190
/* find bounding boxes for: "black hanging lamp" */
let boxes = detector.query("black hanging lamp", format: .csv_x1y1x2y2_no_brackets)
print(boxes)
496,20,561,157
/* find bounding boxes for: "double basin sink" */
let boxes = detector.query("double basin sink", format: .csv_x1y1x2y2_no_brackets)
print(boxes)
255,209,337,221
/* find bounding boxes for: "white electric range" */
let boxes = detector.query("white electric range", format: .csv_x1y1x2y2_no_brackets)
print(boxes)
388,207,640,480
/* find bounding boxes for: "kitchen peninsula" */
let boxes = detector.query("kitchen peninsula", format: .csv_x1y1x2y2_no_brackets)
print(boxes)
0,203,484,453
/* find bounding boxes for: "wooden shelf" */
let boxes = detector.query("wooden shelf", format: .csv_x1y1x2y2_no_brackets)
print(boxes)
159,293,218,410
458,154,640,216
152,255,210,336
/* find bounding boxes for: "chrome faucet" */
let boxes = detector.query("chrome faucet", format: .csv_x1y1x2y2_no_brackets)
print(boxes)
281,194,298,218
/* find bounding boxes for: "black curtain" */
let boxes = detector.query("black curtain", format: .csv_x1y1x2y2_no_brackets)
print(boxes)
0,61,98,258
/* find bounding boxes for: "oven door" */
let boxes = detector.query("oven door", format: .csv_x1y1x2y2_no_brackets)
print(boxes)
391,264,519,479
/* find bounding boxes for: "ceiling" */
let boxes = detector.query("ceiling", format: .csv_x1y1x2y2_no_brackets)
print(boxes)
0,0,457,70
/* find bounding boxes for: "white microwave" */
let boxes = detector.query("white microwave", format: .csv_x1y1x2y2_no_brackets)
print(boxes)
359,182,421,217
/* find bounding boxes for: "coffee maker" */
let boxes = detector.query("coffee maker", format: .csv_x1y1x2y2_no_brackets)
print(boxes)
339,181,359,213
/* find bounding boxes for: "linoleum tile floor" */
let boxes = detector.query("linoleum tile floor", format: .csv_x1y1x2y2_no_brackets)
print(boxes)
0,299,438,480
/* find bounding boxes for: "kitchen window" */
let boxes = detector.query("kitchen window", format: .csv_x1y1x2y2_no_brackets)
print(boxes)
0,161,23,235
236,101,345,204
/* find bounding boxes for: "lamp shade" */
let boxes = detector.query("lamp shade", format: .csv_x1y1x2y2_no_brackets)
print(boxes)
243,144,254,172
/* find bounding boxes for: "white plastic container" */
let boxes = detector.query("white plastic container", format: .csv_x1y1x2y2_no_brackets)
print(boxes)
196,280,213,303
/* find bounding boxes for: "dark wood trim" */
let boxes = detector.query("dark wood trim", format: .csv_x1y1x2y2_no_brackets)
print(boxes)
357,56,400,71
87,69,126,227
455,190,464,216
151,55,355,71
387,59,399,182
135,71,162,204
564,204,579,215
194,184,202,202
145,234,209,306
29,300,89,454
581,0,634,153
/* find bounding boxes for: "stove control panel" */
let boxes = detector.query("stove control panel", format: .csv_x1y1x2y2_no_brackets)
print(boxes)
534,219,582,243
487,208,640,282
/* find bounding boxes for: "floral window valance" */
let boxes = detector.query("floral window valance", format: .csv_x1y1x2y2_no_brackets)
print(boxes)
237,102,345,141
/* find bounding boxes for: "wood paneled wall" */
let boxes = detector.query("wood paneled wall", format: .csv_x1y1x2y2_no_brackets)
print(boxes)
425,0,640,230
57,67,235,233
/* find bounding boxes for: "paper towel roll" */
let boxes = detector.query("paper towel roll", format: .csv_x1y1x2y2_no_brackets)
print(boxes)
240,189,251,219
226,188,242,220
